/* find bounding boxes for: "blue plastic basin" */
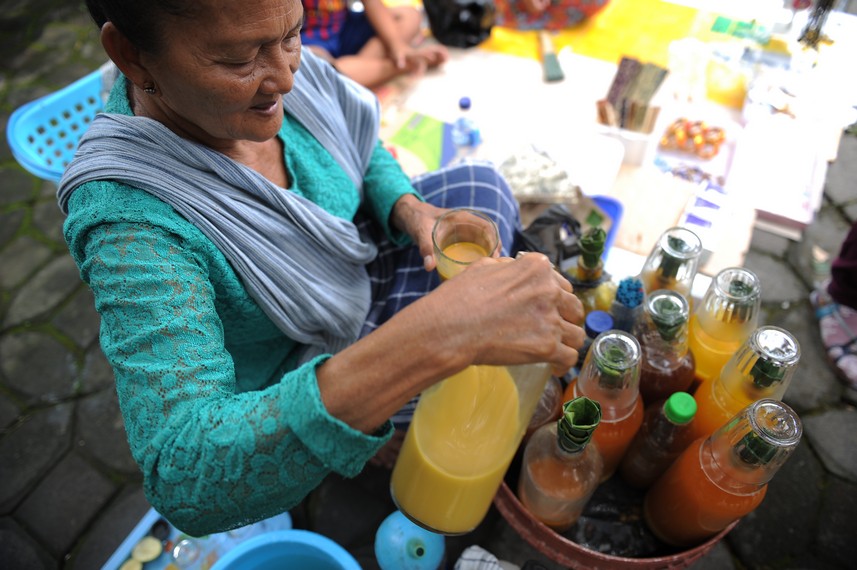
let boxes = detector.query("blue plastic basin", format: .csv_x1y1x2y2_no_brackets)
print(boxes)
211,530,361,570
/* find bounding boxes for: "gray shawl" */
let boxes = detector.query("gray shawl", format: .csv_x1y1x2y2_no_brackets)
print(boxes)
57,50,382,355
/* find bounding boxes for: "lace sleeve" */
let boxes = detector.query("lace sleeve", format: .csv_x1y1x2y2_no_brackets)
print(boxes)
77,219,392,536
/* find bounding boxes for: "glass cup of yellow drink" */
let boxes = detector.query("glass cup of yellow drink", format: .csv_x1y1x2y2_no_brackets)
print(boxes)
431,208,499,281
390,208,551,535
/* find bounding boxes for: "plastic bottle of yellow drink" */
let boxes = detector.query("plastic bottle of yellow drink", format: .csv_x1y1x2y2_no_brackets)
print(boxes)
392,208,551,535
390,363,551,534
639,227,702,299
688,267,762,388
691,326,800,442
567,330,643,481
645,399,802,547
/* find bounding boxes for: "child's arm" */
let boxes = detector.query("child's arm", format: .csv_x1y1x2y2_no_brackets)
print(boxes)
362,0,412,69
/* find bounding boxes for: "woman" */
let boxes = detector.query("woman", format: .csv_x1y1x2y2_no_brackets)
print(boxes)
60,0,584,536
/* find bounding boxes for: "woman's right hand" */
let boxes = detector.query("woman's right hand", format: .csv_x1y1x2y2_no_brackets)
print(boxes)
425,252,585,377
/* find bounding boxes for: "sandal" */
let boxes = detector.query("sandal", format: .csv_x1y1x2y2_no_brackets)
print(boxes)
811,289,857,390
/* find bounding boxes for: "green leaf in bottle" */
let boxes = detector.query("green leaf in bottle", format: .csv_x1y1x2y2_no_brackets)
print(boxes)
735,431,777,466
658,235,691,280
596,344,628,389
557,397,602,454
749,356,785,389
579,227,606,271
650,295,687,342
725,278,756,324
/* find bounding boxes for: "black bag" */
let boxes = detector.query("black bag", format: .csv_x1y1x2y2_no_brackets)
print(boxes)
423,0,496,48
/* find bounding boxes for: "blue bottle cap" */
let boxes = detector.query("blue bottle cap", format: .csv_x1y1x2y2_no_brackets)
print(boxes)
458,96,472,110
584,311,613,338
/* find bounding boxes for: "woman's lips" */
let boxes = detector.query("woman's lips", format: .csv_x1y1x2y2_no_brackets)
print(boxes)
251,99,280,114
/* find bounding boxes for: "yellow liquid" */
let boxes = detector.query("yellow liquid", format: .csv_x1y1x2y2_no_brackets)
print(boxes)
437,241,489,281
687,314,747,385
390,365,521,534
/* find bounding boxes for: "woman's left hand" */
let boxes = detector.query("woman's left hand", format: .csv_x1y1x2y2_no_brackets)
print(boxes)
391,196,449,271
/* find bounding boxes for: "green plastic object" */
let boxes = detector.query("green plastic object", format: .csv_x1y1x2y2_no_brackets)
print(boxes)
664,392,697,424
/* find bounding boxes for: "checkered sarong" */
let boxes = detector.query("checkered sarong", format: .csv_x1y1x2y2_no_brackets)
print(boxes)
357,160,522,425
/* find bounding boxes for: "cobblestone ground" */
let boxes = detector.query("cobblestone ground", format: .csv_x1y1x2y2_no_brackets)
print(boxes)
2,3,857,570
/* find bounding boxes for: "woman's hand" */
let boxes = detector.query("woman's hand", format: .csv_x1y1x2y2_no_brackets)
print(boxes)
425,252,585,377
391,197,445,271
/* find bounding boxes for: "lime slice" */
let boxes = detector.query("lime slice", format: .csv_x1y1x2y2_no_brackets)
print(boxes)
131,536,163,562
119,559,142,570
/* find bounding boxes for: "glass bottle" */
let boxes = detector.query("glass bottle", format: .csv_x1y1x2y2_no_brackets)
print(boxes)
619,391,697,489
691,325,800,442
568,227,615,315
568,330,644,481
688,266,762,388
635,289,696,406
639,226,703,298
524,375,564,443
517,397,604,532
644,398,802,547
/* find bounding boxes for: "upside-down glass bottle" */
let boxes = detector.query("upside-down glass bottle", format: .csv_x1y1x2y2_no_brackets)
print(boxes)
639,226,703,299
690,325,800,442
517,397,603,531
635,289,696,406
568,330,643,481
644,398,802,547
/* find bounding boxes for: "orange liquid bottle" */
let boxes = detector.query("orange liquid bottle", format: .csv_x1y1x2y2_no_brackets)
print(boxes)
691,326,800,442
644,399,802,547
639,227,702,299
635,289,696,406
566,330,643,481
688,267,761,388
518,397,603,531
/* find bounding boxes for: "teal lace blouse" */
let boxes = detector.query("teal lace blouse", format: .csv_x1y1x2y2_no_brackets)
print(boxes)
63,78,418,535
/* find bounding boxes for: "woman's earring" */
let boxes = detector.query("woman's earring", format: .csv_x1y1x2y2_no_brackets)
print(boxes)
143,83,156,94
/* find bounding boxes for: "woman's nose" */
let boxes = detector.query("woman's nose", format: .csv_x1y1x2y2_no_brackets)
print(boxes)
259,47,298,95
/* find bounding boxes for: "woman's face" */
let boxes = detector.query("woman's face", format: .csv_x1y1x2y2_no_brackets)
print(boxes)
138,0,303,149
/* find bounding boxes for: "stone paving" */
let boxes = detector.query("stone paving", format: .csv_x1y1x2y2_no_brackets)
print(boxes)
2,3,857,570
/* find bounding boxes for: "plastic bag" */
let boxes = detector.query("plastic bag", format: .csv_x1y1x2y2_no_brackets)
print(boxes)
423,0,496,48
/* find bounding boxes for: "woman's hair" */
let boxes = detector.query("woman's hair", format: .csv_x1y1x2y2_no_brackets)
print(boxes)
85,0,199,53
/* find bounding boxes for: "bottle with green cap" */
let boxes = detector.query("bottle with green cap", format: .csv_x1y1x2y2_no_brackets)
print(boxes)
619,391,697,489
644,398,802,547
517,397,604,532
690,325,800,442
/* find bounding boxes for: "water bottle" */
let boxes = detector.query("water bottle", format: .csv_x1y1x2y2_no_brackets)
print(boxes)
451,96,481,157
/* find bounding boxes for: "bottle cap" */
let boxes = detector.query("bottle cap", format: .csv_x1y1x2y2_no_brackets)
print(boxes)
664,392,697,424
585,311,614,338
557,396,602,453
458,96,472,110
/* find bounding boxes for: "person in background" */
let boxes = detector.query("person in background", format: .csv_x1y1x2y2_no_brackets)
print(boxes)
812,220,857,389
63,0,584,537
301,0,448,88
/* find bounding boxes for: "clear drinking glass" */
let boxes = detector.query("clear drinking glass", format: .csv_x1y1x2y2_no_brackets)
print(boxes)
639,226,703,298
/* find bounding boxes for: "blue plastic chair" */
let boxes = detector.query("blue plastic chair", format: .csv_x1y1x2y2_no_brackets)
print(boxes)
6,62,117,183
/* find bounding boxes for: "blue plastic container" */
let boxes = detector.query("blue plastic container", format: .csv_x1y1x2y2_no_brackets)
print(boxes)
6,68,104,183
211,530,361,570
